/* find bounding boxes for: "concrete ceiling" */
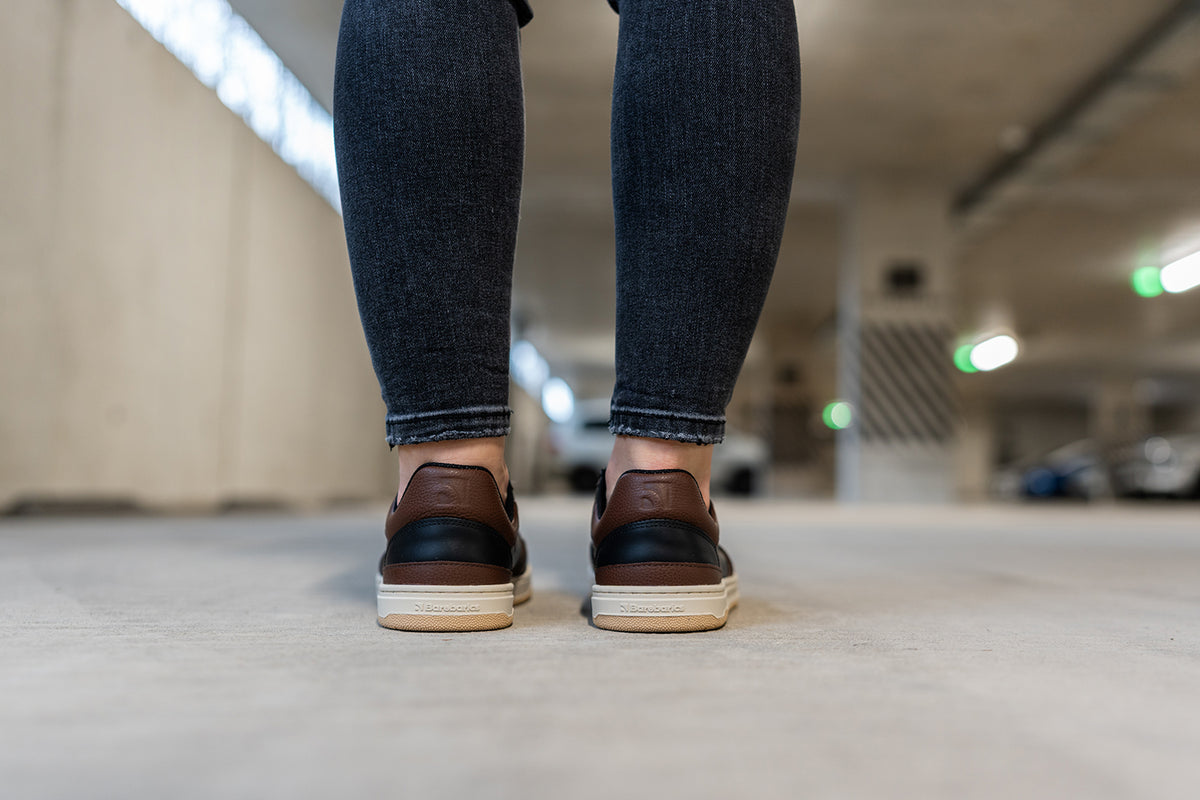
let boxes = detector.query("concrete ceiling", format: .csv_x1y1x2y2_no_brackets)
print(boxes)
244,0,1177,182
955,65,1200,391
227,0,342,114
228,0,1200,393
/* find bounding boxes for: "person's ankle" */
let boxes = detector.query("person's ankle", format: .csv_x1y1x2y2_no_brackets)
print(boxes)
605,435,713,507
395,437,509,503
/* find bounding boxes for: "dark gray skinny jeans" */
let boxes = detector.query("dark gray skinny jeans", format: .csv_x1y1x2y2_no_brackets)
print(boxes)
334,0,800,446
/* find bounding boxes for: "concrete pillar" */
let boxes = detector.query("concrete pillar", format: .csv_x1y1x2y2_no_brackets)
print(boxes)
955,396,997,502
1089,378,1152,450
837,183,958,503
1080,378,1152,501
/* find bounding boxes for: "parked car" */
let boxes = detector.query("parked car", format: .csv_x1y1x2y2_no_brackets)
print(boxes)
1113,434,1200,499
992,438,1111,500
548,399,769,495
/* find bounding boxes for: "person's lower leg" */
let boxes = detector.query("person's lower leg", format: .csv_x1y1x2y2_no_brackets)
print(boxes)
606,0,802,492
333,0,524,497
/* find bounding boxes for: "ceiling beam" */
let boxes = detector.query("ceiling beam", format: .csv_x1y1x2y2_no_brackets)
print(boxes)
954,0,1200,228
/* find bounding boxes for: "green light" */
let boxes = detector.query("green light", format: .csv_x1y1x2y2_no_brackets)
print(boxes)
822,401,853,430
1131,266,1163,298
954,344,979,373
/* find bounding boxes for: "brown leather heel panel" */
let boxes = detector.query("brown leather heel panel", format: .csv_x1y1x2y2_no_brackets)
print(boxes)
594,562,722,587
382,561,511,586
387,465,517,546
592,471,718,545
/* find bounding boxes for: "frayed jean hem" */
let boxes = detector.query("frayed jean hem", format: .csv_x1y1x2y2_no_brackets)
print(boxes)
609,406,725,445
384,406,511,447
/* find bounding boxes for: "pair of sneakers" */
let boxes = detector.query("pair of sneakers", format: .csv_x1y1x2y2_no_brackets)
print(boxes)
376,462,739,633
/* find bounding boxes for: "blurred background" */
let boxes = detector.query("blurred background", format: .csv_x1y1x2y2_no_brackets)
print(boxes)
4,0,1200,512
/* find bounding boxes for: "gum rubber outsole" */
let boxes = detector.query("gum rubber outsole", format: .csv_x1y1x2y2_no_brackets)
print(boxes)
593,611,729,633
379,611,515,632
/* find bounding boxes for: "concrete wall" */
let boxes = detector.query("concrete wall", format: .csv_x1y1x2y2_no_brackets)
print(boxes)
0,1,391,510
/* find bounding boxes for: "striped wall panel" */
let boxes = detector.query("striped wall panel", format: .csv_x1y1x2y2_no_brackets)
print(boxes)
854,321,958,444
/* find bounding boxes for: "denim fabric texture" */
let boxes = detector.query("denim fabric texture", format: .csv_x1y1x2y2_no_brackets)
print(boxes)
334,0,801,446
610,0,801,443
334,0,524,445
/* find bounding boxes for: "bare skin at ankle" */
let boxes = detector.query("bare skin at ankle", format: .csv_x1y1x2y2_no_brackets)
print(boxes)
395,437,509,503
605,435,714,507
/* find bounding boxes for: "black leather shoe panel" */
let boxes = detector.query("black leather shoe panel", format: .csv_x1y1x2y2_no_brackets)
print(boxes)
511,535,529,576
592,520,720,568
717,546,734,579
385,517,514,569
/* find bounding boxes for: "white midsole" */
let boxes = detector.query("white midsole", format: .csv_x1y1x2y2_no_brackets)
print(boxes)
376,566,531,618
591,574,738,619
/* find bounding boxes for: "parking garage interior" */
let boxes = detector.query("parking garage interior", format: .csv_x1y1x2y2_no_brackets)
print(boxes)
2,1,1199,797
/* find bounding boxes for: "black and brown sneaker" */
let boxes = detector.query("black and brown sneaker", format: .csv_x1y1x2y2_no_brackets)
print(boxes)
589,468,738,633
376,463,531,632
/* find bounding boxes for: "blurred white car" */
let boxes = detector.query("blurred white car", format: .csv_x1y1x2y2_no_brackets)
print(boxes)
1113,434,1200,499
547,399,769,495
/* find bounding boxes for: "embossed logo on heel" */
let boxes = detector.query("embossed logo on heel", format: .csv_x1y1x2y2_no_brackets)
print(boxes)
620,603,685,613
414,601,482,613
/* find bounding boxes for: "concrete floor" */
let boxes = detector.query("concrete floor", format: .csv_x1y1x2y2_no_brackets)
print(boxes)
2,499,1198,799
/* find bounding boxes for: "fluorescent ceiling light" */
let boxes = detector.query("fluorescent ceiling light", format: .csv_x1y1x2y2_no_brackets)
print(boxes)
1130,265,1164,298
953,344,979,373
114,0,340,212
1160,250,1200,294
541,378,575,423
821,401,853,430
510,340,550,393
969,334,1020,372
